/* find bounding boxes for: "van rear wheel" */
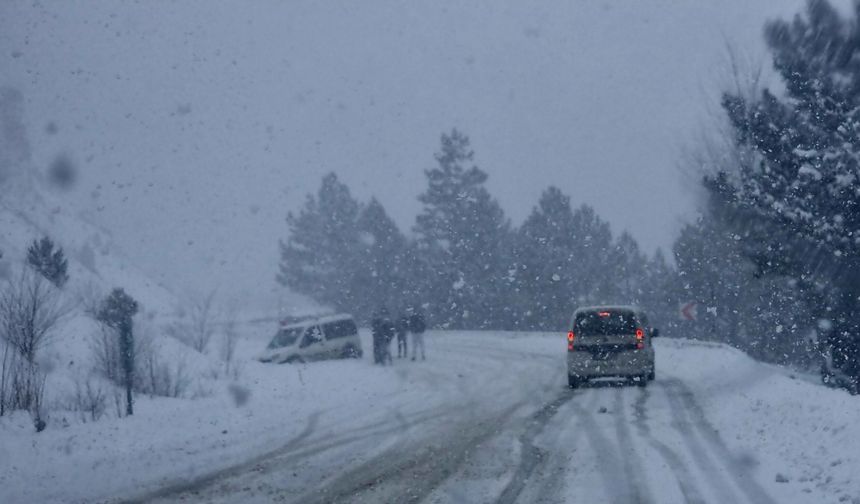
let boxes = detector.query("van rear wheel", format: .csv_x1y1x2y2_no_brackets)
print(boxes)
568,374,580,389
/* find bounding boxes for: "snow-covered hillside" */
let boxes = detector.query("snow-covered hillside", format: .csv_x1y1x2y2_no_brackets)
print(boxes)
0,85,305,444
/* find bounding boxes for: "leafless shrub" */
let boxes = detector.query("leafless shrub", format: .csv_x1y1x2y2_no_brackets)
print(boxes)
90,321,153,390
0,268,69,425
91,314,189,398
68,375,107,423
167,290,217,353
219,304,241,379
0,268,69,364
112,388,125,419
139,351,189,398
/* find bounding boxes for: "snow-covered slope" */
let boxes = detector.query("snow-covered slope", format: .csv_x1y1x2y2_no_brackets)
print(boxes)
0,86,246,431
0,184,178,317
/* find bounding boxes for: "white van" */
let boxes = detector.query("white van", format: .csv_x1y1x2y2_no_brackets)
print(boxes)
258,314,363,364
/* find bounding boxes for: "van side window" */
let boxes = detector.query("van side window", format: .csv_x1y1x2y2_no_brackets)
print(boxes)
324,320,358,340
300,325,324,348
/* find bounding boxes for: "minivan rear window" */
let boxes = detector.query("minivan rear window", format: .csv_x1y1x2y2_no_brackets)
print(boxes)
325,319,358,340
268,327,303,349
575,311,638,336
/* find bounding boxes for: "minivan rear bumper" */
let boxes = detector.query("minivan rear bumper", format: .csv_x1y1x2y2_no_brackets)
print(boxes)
567,348,654,378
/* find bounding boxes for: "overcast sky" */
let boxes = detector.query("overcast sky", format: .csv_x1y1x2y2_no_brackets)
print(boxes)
1,0,833,309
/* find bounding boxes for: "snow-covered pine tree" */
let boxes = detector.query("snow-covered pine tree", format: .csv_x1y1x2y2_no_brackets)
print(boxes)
568,204,616,306
354,197,409,322
413,129,511,329
26,236,68,288
673,217,748,346
715,0,860,362
639,248,680,333
96,288,138,416
514,187,582,330
611,231,649,306
277,173,363,313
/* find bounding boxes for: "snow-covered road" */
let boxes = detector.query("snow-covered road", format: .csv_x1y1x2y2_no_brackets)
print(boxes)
4,330,860,503
138,333,858,504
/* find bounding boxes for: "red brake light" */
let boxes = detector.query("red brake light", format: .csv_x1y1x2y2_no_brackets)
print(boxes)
635,328,644,349
598,311,611,317
567,331,575,351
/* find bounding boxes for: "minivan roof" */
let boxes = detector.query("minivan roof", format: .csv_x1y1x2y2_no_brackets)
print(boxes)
280,313,354,330
574,305,640,315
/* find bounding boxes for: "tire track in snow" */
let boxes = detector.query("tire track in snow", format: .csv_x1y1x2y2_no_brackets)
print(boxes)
528,390,600,504
495,389,578,504
570,392,651,504
631,386,706,504
660,381,742,504
298,402,525,504
137,405,458,504
662,378,777,504
127,410,322,504
612,388,655,504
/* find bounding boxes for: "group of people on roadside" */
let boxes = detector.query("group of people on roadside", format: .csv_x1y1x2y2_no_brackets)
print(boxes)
371,307,426,365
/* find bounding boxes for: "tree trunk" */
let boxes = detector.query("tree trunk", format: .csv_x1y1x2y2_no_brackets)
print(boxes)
0,343,9,416
120,320,134,416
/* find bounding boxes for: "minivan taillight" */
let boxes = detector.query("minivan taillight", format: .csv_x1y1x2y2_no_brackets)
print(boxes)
635,328,644,349
567,331,575,351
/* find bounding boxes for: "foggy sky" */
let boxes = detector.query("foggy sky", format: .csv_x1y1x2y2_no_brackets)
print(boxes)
1,0,825,309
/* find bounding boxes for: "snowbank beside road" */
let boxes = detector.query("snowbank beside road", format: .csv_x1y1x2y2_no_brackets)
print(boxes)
658,338,860,503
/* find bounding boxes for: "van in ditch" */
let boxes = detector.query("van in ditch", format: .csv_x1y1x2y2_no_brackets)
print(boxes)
259,314,363,364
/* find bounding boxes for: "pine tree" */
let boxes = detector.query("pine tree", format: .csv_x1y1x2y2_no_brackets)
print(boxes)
26,237,68,288
277,173,363,313
413,129,511,328
568,204,616,306
612,231,648,306
673,218,747,345
354,198,409,321
96,288,138,416
514,187,581,330
714,0,860,361
639,248,679,332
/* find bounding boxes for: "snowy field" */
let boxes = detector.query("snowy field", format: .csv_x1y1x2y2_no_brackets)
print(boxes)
2,329,860,504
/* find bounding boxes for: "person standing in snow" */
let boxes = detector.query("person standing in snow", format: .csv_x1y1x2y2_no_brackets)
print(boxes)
409,308,427,361
395,313,409,358
382,316,395,365
371,307,395,365
371,308,386,365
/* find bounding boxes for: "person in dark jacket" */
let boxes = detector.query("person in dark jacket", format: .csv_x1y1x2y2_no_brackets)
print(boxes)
409,308,427,361
371,307,394,365
395,314,409,358
382,317,395,365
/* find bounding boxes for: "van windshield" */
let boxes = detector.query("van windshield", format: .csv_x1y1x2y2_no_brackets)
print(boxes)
575,311,638,336
268,327,304,349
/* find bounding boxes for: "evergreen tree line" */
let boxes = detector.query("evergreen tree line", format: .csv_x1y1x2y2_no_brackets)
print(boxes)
280,1,860,373
278,129,676,331
672,0,860,369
